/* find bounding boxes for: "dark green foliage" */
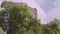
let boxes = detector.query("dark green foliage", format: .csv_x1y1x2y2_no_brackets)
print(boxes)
43,19,60,34
0,1,42,34
1,1,60,34
0,9,9,31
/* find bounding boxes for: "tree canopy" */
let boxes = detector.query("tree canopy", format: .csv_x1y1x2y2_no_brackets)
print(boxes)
0,1,42,34
43,19,60,34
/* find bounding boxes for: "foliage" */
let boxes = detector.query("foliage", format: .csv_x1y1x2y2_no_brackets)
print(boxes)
0,1,42,34
43,19,60,34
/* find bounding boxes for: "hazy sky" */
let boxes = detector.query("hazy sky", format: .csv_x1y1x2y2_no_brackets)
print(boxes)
0,0,60,24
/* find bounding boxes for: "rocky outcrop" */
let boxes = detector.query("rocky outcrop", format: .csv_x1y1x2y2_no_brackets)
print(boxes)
29,7,37,18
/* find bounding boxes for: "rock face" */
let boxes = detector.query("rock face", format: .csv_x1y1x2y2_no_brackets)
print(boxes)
29,7,37,18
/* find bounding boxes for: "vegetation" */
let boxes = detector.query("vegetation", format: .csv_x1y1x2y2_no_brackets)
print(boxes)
43,19,60,34
0,1,41,34
0,1,60,34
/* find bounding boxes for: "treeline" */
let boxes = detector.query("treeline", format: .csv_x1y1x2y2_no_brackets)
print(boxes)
42,19,60,34
0,1,60,34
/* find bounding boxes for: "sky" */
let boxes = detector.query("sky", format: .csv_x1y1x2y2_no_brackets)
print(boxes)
36,0,60,24
0,0,60,24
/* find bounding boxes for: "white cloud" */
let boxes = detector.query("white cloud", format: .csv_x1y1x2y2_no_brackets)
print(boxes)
36,0,60,24
35,0,48,5
54,0,60,7
46,0,60,23
47,7,60,21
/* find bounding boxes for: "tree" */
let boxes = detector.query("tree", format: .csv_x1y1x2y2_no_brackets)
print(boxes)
0,1,42,34
0,9,9,32
43,18,60,34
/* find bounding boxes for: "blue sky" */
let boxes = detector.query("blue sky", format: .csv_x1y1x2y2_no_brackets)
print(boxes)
0,0,55,12
35,0,60,24
0,0,60,24
36,0,55,12
40,0,54,12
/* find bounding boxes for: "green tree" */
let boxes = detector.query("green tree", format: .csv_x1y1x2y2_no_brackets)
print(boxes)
0,9,9,31
0,1,42,34
43,19,60,34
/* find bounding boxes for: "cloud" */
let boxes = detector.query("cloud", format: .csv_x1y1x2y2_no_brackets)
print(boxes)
53,0,60,7
46,0,60,23
35,0,48,5
36,0,55,12
36,0,60,24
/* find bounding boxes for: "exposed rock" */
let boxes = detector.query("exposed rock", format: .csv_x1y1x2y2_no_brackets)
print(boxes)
29,7,37,18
